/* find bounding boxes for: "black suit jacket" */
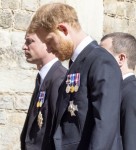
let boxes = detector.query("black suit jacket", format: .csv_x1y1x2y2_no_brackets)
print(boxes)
20,61,67,150
52,41,123,150
121,75,136,150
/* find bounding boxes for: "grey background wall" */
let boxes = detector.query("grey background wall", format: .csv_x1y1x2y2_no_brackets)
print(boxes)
0,0,136,149
103,0,136,36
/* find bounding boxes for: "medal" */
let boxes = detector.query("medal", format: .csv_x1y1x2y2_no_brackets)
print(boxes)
66,84,70,93
37,101,40,107
36,91,46,108
74,73,80,92
66,73,80,93
68,101,78,116
39,101,42,107
70,74,75,93
37,111,43,129
74,85,79,92
70,85,75,93
66,75,71,93
36,92,46,129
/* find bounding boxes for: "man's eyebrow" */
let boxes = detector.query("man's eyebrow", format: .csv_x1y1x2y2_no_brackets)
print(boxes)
25,37,31,39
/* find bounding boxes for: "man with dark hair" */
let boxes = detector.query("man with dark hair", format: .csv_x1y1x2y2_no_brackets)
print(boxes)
20,28,67,150
27,3,123,150
100,32,136,150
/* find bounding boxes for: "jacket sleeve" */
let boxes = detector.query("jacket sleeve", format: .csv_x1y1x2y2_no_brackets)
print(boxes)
121,86,136,150
89,53,122,150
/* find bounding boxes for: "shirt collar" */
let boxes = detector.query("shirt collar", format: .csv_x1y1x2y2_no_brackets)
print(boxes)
71,36,93,62
123,72,135,80
39,58,58,84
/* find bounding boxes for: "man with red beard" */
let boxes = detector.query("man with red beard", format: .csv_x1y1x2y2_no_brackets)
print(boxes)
20,27,67,150
27,3,123,150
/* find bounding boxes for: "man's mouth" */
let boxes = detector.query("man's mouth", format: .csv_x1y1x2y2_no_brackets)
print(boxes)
25,52,31,58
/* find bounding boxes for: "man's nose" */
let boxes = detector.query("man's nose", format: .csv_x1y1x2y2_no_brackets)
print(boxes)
22,44,27,50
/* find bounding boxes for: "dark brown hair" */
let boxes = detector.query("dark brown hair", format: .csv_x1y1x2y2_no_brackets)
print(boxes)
101,32,136,69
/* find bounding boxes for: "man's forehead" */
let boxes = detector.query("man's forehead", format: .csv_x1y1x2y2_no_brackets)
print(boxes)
25,33,36,39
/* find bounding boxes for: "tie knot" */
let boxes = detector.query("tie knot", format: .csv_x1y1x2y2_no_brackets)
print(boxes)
37,73,41,85
69,59,73,68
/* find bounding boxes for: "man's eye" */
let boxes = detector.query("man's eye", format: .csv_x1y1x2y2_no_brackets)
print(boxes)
25,39,35,45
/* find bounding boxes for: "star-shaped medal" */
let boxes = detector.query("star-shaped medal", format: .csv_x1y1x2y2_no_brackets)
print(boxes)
37,111,43,129
68,101,78,116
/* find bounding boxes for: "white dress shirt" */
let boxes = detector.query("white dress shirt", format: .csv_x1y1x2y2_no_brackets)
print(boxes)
38,58,58,86
123,72,135,80
71,36,93,62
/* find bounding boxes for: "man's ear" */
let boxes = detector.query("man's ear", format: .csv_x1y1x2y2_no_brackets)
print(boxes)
57,24,68,35
118,53,126,67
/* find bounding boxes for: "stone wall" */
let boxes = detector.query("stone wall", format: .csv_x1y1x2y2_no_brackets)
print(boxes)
103,0,136,36
0,0,39,149
0,0,103,149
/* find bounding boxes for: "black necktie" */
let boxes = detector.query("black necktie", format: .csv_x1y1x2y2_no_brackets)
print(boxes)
30,73,41,110
69,59,73,68
36,73,41,91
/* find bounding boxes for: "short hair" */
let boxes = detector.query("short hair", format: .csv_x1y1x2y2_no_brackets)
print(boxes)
27,3,81,33
101,32,136,70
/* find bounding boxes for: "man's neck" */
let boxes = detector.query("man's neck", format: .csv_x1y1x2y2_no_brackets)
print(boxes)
37,56,57,70
72,30,87,51
121,68,134,76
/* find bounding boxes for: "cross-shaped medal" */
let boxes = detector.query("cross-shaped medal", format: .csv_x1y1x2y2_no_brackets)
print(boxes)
68,101,78,116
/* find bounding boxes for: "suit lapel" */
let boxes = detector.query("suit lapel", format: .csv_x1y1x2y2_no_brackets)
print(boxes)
42,61,62,113
21,76,40,142
25,75,41,137
27,61,61,135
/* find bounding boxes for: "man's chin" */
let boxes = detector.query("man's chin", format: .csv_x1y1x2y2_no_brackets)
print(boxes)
57,55,70,61
26,59,33,64
54,55,63,61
